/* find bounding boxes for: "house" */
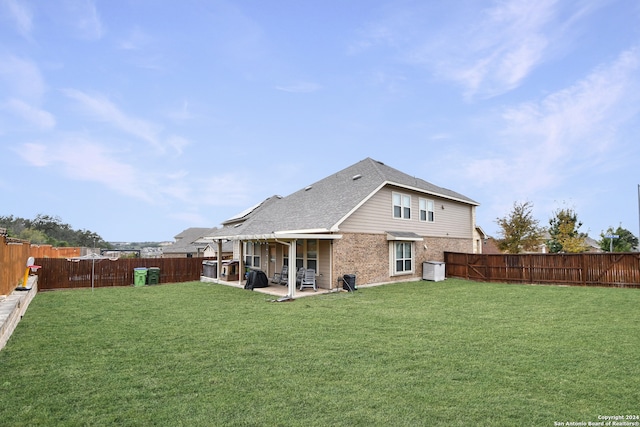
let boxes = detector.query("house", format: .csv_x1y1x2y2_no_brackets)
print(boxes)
536,231,602,253
162,227,219,258
201,158,480,295
480,236,503,254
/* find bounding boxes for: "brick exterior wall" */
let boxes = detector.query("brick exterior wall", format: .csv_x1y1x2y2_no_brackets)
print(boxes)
332,232,472,287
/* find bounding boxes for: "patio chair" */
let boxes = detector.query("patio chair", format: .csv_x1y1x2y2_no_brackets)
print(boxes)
299,268,317,291
295,268,306,287
271,265,288,285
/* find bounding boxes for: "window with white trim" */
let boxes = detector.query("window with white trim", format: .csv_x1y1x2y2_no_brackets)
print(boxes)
306,239,318,271
419,198,435,222
393,192,411,219
285,240,318,271
244,242,261,268
393,241,413,274
296,239,318,270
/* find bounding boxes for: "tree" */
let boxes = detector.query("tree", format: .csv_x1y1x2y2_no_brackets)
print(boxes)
0,215,31,237
76,229,103,248
0,214,110,248
546,208,589,253
32,214,71,242
598,226,638,252
495,201,543,253
18,228,49,244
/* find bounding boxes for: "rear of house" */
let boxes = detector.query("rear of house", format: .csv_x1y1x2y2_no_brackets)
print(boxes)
334,183,477,286
201,158,479,293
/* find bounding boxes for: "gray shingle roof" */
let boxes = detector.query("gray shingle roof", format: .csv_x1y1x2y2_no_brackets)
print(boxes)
163,227,218,253
209,158,478,239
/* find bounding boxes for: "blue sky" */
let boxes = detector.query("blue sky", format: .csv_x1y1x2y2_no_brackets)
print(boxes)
1,0,639,243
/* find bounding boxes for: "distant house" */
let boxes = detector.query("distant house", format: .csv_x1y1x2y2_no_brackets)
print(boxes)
584,236,602,253
163,227,219,258
538,231,602,253
201,158,480,292
202,242,234,258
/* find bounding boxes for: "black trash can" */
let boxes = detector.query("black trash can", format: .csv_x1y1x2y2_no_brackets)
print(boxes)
202,260,217,278
147,267,160,285
343,274,357,292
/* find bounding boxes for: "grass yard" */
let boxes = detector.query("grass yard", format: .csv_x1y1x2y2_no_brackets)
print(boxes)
1,279,639,426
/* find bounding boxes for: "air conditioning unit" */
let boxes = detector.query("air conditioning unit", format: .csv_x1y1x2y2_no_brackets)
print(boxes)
423,261,445,282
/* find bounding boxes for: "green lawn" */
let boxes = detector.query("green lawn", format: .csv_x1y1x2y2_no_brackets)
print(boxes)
1,280,638,426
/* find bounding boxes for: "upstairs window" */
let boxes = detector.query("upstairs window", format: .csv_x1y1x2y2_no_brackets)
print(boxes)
393,192,411,219
419,198,435,222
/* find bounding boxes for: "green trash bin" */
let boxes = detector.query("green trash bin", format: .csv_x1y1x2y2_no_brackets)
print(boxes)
147,267,160,285
134,268,148,286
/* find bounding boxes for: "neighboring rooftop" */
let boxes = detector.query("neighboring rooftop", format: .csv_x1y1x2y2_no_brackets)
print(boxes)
163,227,218,254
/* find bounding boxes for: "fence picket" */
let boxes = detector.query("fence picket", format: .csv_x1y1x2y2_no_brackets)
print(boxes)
445,252,640,288
35,257,215,290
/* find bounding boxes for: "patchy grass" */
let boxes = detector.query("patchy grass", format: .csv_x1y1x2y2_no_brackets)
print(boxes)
1,280,638,426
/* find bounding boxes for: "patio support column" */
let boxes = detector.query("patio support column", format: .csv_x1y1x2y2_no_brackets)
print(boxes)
329,240,333,290
287,240,296,298
239,241,244,285
216,240,222,281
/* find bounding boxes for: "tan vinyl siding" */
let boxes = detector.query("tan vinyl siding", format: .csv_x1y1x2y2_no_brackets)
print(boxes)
339,185,473,238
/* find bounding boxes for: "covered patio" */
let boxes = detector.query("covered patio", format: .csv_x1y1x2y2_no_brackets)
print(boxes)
202,276,335,299
199,231,343,299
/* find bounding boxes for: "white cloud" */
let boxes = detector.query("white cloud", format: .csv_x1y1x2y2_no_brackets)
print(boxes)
352,0,605,99
275,82,322,93
16,137,250,210
17,140,149,202
116,26,165,70
423,0,557,98
464,45,640,196
0,55,46,102
117,26,152,50
166,135,190,155
61,89,164,150
166,100,194,123
368,70,407,94
198,173,251,206
2,98,55,129
348,23,400,55
156,171,250,208
65,0,104,40
2,0,33,37
429,133,452,141
20,142,49,167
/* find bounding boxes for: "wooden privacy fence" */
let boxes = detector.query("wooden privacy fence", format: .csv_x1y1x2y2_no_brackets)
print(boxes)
29,245,81,259
445,252,640,288
0,235,31,296
0,237,85,295
35,257,215,291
